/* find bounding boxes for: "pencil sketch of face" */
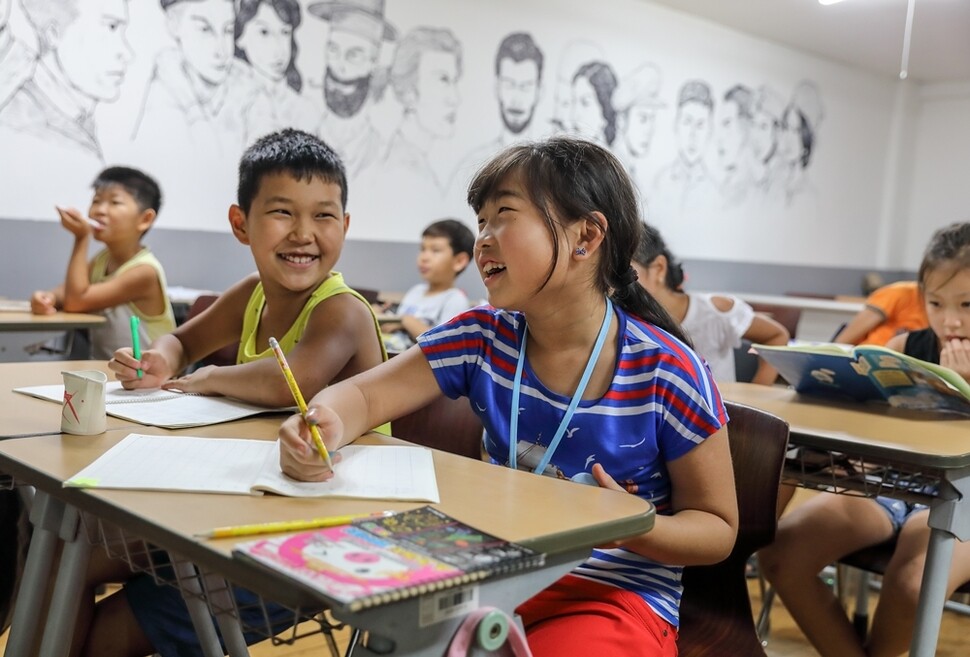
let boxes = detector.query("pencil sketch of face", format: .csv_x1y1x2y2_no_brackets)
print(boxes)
167,0,235,86
675,101,712,166
325,28,378,117
52,0,133,102
716,87,752,171
235,1,295,83
413,49,460,138
779,106,809,168
749,108,776,164
624,104,657,157
570,75,603,141
497,58,539,134
0,0,11,30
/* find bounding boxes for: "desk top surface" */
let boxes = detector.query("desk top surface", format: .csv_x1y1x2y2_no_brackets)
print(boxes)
0,361,654,605
702,292,865,314
0,310,106,331
720,382,970,469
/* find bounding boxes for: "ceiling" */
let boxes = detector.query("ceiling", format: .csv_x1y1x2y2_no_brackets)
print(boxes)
646,0,970,84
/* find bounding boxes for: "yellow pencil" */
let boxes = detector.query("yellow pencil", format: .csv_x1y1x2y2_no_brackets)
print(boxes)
196,512,392,539
268,337,333,470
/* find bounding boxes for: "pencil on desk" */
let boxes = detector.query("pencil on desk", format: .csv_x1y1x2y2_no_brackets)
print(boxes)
196,512,393,539
268,336,333,470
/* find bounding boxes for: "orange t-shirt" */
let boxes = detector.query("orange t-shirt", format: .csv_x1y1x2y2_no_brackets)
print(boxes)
860,281,928,346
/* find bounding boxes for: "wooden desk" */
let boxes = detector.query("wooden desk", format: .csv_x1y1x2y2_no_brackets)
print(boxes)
720,382,970,657
0,394,653,655
0,310,106,332
703,292,864,342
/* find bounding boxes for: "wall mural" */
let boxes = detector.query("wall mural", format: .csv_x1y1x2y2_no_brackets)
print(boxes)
0,0,827,258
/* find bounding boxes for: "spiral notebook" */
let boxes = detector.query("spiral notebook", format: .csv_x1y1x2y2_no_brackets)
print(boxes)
234,506,545,612
14,381,288,428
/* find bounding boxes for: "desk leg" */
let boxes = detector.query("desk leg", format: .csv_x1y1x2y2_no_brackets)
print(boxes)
910,470,970,657
37,505,92,657
200,570,251,657
337,550,584,657
172,557,232,657
3,491,65,657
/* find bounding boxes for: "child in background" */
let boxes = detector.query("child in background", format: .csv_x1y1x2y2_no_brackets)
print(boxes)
30,167,176,359
759,222,970,657
632,222,790,385
82,130,387,656
382,218,475,351
833,280,928,346
279,137,738,656
109,128,386,409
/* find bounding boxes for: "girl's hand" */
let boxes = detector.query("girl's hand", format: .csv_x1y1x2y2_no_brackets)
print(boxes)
161,365,218,395
941,338,970,380
30,290,57,315
279,406,343,482
109,348,174,389
56,206,95,239
591,463,632,549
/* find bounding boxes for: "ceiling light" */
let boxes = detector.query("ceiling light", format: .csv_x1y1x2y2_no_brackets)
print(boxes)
818,0,846,5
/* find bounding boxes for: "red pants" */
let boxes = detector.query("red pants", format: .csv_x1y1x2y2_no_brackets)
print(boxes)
516,575,679,656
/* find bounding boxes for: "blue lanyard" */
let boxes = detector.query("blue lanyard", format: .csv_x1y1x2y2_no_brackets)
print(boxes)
509,298,613,474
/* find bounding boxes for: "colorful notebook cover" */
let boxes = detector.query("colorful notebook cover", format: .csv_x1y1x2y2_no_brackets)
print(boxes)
233,506,545,611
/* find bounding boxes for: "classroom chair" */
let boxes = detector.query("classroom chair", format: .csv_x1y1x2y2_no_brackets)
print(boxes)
677,401,790,657
748,303,801,341
391,394,485,461
185,294,238,368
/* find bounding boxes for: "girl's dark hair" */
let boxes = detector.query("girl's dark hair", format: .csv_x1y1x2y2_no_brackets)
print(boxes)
468,136,690,345
235,0,303,93
632,222,686,292
919,222,970,290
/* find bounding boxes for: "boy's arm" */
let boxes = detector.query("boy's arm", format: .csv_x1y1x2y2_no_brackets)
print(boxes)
111,275,255,388
61,263,163,314
279,346,442,481
163,289,385,407
833,307,886,345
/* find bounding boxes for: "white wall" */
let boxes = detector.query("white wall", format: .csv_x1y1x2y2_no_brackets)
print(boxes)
0,0,964,275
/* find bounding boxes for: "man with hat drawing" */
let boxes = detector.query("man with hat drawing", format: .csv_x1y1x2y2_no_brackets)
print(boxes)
308,0,396,177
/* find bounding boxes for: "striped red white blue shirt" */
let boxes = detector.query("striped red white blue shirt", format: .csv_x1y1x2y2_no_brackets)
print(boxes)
417,304,727,627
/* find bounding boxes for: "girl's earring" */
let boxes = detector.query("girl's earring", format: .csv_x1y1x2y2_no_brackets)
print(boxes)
574,247,587,256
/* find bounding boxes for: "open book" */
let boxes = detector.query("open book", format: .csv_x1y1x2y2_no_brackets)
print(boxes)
64,434,440,502
751,342,970,415
234,506,545,612
14,381,288,428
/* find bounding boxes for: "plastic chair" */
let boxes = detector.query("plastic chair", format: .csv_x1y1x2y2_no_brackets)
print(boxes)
677,401,790,657
748,303,801,341
185,294,238,368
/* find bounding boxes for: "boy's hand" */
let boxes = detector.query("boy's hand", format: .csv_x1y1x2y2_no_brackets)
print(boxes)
941,338,970,380
160,365,219,395
278,406,342,481
55,206,97,238
109,348,173,389
30,290,57,315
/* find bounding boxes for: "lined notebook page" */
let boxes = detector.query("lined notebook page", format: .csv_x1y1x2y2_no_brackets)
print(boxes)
64,434,440,502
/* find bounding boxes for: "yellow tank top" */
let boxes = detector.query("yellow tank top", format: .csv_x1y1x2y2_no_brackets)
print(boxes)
237,272,390,435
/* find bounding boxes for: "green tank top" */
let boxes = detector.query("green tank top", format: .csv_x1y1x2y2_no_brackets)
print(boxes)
237,272,390,435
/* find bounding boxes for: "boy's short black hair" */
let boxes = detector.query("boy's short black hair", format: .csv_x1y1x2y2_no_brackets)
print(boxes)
422,218,475,273
92,166,163,214
237,128,348,214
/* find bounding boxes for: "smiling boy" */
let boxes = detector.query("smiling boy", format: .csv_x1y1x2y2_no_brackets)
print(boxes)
109,128,386,407
30,166,176,359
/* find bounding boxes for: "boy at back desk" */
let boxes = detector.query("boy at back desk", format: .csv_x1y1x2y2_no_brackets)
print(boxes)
109,128,386,408
382,218,475,351
30,167,176,359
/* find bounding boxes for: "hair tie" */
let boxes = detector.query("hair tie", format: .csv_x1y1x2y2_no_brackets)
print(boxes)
618,266,639,287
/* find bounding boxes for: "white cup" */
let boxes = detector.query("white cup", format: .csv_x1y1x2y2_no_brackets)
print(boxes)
61,370,108,435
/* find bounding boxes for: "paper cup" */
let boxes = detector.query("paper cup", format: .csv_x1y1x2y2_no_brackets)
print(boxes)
61,370,108,435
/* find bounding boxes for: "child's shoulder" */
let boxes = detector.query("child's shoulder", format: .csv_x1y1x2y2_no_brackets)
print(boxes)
622,309,709,371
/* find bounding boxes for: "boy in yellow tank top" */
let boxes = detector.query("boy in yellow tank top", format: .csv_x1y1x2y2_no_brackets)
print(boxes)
30,167,176,359
109,128,387,408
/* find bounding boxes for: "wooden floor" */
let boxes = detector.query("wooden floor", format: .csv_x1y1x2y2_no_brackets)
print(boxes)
4,579,970,656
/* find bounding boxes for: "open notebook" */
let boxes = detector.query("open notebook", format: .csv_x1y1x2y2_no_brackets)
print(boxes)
14,381,290,429
64,435,440,502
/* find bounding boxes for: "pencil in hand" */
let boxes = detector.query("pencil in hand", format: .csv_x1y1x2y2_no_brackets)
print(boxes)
268,337,333,470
